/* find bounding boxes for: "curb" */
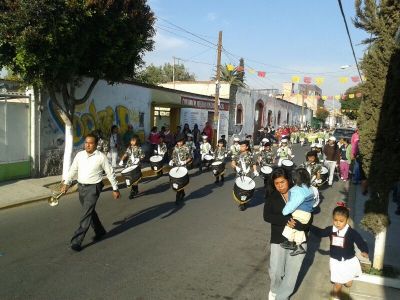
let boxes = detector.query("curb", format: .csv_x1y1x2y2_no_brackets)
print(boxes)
354,273,400,289
0,166,172,211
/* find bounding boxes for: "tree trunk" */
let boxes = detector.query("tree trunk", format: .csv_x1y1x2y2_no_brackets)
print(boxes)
58,110,74,181
373,227,387,270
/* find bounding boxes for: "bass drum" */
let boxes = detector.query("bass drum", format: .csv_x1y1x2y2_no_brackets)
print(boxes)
211,161,225,176
232,176,256,204
169,167,189,191
320,166,329,183
150,155,163,172
121,165,142,186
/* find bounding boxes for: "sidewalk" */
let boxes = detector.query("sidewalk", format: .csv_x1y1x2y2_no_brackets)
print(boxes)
348,183,400,299
0,165,162,210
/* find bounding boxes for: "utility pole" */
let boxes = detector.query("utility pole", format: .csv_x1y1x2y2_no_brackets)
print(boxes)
172,56,176,89
213,31,222,146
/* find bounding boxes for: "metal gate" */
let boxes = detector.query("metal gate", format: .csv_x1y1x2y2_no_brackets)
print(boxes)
0,91,31,181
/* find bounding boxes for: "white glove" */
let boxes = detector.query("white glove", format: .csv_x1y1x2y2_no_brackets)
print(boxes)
180,161,186,166
169,160,174,167
235,166,241,173
118,160,124,167
315,179,322,184
254,171,259,177
133,158,139,165
201,154,205,161
244,167,250,174
154,150,158,154
224,154,228,158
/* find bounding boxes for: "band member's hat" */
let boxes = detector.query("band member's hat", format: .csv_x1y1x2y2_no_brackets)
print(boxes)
261,138,269,143
202,135,208,140
246,134,252,138
281,138,288,143
328,136,336,141
316,143,323,148
175,134,186,142
263,142,271,147
310,143,316,148
233,137,240,142
239,140,250,147
187,133,193,138
218,139,224,144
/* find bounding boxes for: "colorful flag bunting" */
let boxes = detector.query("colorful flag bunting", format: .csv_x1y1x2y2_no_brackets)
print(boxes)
328,96,333,100
236,66,244,72
292,76,300,83
361,75,366,81
341,95,346,100
315,77,325,85
304,77,312,84
257,71,266,78
349,94,355,99
322,96,328,100
247,68,256,74
351,76,360,83
339,77,349,83
356,92,362,98
335,95,340,100
316,95,321,100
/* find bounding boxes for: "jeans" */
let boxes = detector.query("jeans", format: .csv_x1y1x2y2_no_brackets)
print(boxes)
353,159,361,183
269,243,306,300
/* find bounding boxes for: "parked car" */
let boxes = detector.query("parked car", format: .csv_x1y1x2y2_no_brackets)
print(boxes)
333,128,355,141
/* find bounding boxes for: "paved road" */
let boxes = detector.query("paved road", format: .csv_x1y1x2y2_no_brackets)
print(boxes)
0,144,345,299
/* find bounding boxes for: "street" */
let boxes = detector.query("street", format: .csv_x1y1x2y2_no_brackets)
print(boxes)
0,145,346,299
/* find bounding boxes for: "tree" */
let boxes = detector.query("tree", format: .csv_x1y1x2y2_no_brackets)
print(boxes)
136,63,195,84
340,85,362,120
226,58,246,135
0,0,155,179
354,0,400,270
315,107,330,123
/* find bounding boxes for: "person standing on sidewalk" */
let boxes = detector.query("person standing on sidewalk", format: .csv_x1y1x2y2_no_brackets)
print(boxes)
339,138,352,181
311,203,369,300
264,167,312,300
61,133,120,252
323,136,340,186
108,125,121,168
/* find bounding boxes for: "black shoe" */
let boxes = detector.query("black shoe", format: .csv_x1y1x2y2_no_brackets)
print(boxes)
239,204,246,211
129,191,135,199
180,191,185,201
221,175,224,182
290,244,306,256
70,244,82,252
215,178,220,184
93,230,106,241
280,240,296,250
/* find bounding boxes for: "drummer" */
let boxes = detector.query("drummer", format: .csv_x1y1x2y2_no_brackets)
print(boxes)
186,133,196,166
199,135,212,173
302,150,322,185
229,137,240,159
259,141,274,167
213,139,228,184
276,139,293,166
153,135,168,175
315,143,324,164
231,140,259,210
169,134,192,204
119,135,145,199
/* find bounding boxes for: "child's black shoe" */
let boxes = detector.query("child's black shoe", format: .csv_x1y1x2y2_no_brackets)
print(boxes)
280,240,296,250
290,244,306,256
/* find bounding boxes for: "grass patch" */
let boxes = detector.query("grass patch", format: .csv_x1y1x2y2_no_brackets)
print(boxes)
361,263,399,278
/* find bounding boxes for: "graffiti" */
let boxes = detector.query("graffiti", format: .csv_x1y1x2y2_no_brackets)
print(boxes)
48,99,143,146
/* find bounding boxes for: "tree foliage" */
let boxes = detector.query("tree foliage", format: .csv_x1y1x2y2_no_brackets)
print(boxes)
0,0,155,121
315,107,330,122
354,0,400,234
214,64,247,88
136,63,195,85
340,85,362,120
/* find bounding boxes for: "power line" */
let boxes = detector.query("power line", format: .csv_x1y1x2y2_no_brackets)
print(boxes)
337,0,364,83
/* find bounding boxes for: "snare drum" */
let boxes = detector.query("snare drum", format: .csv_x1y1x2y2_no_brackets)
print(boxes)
149,155,163,172
260,165,273,178
203,154,214,165
121,165,142,186
211,161,225,176
169,167,189,191
232,176,256,204
281,159,294,174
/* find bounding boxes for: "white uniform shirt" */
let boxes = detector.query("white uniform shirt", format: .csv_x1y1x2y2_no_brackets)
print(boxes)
200,142,211,154
65,150,119,190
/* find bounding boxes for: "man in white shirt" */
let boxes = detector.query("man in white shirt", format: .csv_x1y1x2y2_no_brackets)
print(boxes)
61,133,120,252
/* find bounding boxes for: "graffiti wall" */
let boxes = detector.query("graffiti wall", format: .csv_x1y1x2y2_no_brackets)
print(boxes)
40,79,151,175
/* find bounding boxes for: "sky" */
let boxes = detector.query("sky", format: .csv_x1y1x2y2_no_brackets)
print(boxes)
145,0,370,109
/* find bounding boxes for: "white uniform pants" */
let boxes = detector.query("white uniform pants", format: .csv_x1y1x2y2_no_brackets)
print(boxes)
108,148,118,168
325,160,337,185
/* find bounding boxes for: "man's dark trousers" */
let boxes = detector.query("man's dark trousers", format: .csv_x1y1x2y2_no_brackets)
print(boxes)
71,182,105,246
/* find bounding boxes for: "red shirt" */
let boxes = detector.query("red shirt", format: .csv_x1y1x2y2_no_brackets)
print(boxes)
149,132,160,145
203,126,213,141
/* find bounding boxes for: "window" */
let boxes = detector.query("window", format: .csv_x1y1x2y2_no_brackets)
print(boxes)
277,111,281,126
236,104,243,124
